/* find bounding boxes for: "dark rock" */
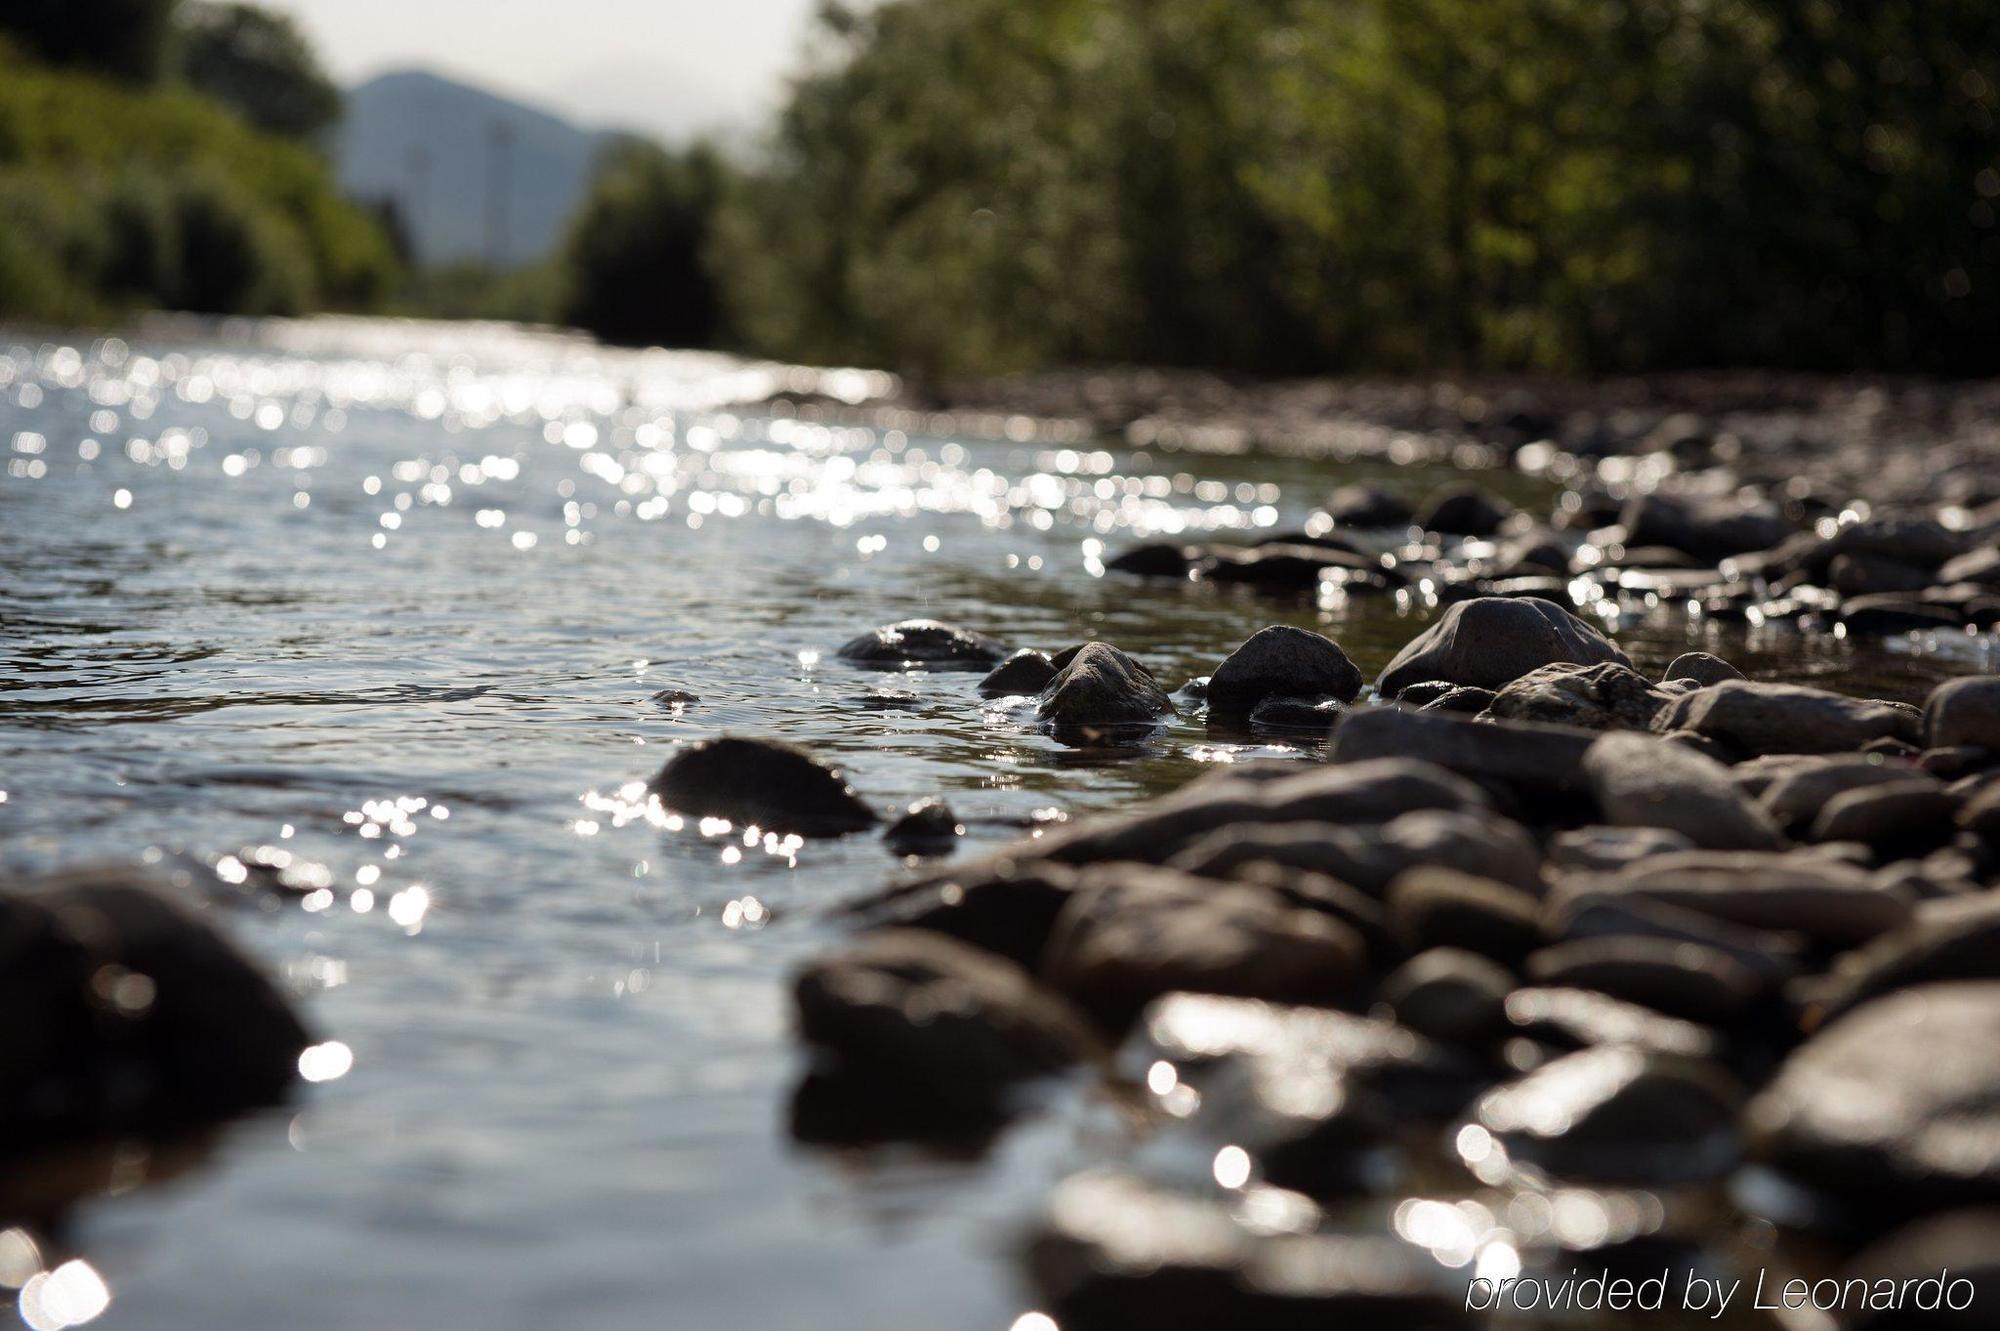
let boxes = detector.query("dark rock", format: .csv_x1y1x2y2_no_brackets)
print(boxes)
650,687,700,709
1547,825,1697,874
1583,731,1788,850
1547,894,1806,985
1392,681,1455,708
1042,865,1367,1029
1829,552,1938,596
1484,661,1670,731
1326,483,1414,529
1385,868,1543,966
1821,517,1972,571
1415,483,1514,537
1030,759,1490,868
1927,677,2000,751
1936,546,2000,587
1524,937,1764,1025
1105,542,1198,577
1202,543,1379,589
1025,1170,1473,1331
1036,642,1174,745
1189,1056,1399,1198
0,867,312,1142
1474,1046,1742,1183
1962,782,2000,841
1662,652,1744,687
840,860,1078,970
1838,596,1963,637
651,735,878,835
1174,810,1542,898
1808,781,1958,849
1377,596,1630,696
1419,685,1499,715
1207,625,1363,718
1618,491,1790,561
1759,757,1935,831
1246,695,1348,732
1814,896,2000,1023
1750,982,2000,1215
836,617,1009,668
881,797,964,856
1227,863,1397,966
1837,1210,2000,1331
1653,680,1922,756
1380,948,1515,1046
1332,705,1597,800
1503,987,1719,1061
977,649,1057,697
793,930,1098,1114
1552,850,1913,947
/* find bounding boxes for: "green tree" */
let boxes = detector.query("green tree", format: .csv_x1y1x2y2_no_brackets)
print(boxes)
176,2,343,141
559,138,730,348
0,0,180,81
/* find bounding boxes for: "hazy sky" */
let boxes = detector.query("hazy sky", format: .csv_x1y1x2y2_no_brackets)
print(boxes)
265,0,823,139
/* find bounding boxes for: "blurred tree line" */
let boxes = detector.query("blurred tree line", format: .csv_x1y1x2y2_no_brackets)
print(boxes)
0,1,388,323
695,0,2000,378
4,0,1995,381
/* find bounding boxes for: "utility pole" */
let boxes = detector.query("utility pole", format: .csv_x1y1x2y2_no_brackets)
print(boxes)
485,120,515,269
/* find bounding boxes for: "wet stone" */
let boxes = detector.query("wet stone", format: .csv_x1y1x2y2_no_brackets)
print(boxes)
1035,642,1174,745
1419,685,1498,715
1377,596,1632,696
792,930,1098,1117
1758,757,1936,832
1379,948,1515,1047
1325,482,1414,529
1174,809,1542,899
1483,661,1670,732
1583,731,1788,851
835,617,1009,668
1808,780,1958,850
1554,850,1913,948
1616,490,1791,561
841,861,1078,971
650,687,700,709
1385,867,1544,967
0,867,313,1143
1502,987,1720,1061
650,734,879,836
1662,652,1744,687
1813,896,2000,1023
1926,677,2000,751
1750,982,2000,1216
1104,541,1198,577
1415,483,1515,537
1246,694,1348,733
1654,680,1922,757
1473,1046,1743,1184
1523,936,1764,1026
880,797,964,856
1042,865,1368,1030
1206,624,1362,717
1333,705,1597,802
976,648,1057,697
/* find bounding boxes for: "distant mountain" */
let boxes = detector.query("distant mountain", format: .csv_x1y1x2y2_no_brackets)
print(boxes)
337,69,614,269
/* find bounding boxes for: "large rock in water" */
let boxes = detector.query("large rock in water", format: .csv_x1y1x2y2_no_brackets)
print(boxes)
1484,661,1670,731
1582,731,1788,850
650,735,878,835
1652,680,1921,757
0,867,312,1142
1036,642,1174,745
1376,597,1631,696
835,618,1009,669
1750,983,2000,1215
1205,624,1362,717
793,930,1098,1114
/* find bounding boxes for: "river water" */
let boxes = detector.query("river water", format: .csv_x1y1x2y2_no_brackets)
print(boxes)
0,318,1984,1330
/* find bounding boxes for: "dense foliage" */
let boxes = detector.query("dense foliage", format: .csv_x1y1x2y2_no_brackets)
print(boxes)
0,43,398,323
177,2,343,141
712,0,2000,377
559,139,729,347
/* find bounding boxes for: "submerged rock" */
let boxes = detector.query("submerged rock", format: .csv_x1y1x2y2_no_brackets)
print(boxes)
793,930,1097,1116
836,618,1009,669
977,648,1058,697
1246,694,1348,733
1583,731,1788,850
0,867,312,1142
650,735,879,835
1750,982,2000,1215
1415,483,1514,537
1325,482,1414,529
1206,625,1363,717
1105,542,1198,577
1376,596,1631,696
881,797,964,856
1034,643,1174,746
1653,680,1921,756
